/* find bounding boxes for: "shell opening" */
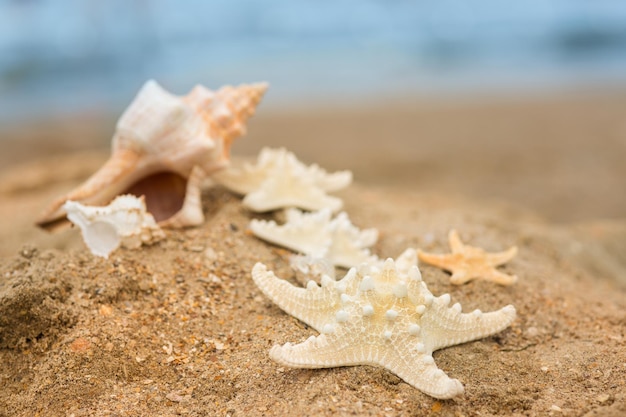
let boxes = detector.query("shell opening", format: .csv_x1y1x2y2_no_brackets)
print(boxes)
122,171,187,222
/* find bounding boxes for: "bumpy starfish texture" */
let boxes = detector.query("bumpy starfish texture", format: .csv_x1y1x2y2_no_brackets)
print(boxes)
249,208,378,268
418,230,518,285
213,147,352,212
251,256,516,399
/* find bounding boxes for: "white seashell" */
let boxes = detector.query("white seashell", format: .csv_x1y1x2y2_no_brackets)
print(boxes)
213,147,352,212
249,208,377,269
37,79,268,231
63,195,165,258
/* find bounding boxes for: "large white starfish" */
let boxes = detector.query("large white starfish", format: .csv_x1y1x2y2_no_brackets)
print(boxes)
252,254,516,399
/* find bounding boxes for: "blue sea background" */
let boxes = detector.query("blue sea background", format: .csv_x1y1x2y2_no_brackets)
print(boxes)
2,0,626,123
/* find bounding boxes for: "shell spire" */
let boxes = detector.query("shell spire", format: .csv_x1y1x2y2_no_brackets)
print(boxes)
36,80,268,231
186,82,268,159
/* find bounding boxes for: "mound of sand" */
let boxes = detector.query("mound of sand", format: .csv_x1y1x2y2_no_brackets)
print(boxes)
1,182,624,416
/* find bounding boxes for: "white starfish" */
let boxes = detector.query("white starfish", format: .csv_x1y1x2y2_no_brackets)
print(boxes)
390,247,419,275
64,195,165,258
251,256,516,399
289,254,337,282
249,208,378,269
212,147,352,212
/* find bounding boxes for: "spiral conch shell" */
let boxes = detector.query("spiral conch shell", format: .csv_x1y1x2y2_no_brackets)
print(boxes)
36,79,268,230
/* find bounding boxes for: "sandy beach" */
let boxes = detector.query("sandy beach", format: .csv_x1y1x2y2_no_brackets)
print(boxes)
1,91,625,416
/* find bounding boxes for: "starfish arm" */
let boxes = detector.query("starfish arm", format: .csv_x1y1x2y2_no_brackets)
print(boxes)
483,269,518,286
448,229,465,253
212,165,265,195
270,331,363,369
486,246,518,266
309,165,353,192
423,299,516,351
380,337,465,399
416,250,457,272
212,148,287,194
449,270,471,285
249,211,333,258
243,176,343,212
270,332,465,399
251,263,338,332
395,248,418,275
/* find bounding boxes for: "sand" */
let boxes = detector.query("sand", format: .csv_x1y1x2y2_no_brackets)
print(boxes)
0,91,625,416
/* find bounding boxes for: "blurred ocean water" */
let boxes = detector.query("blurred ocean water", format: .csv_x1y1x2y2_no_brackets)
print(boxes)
1,0,626,122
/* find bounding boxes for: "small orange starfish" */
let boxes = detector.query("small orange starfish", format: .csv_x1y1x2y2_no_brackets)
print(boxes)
417,230,518,285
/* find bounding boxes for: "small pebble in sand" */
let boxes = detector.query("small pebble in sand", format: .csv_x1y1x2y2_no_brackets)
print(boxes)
69,337,91,353
422,233,435,246
526,327,539,337
98,305,113,316
205,248,218,260
166,392,187,403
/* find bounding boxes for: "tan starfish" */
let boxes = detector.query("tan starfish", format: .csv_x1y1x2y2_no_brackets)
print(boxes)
417,230,518,285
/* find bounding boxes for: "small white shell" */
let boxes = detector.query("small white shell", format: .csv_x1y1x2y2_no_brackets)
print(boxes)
63,195,165,258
